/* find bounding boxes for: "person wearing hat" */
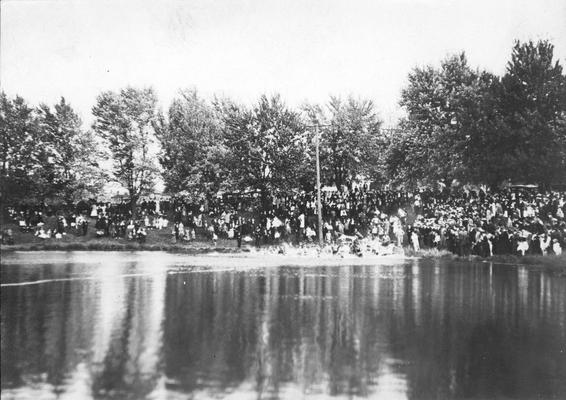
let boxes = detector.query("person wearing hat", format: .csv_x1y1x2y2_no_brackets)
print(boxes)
539,234,551,255
517,234,529,256
530,234,542,255
410,228,420,252
552,239,562,255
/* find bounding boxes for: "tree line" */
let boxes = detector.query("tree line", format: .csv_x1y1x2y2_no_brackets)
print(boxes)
1,39,565,212
389,40,566,188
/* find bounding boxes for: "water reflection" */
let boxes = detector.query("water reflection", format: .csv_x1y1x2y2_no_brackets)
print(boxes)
1,254,566,399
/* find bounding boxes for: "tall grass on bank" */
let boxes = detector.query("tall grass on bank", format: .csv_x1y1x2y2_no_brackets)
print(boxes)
485,253,566,270
404,246,565,272
1,241,248,254
2,221,564,273
403,247,456,258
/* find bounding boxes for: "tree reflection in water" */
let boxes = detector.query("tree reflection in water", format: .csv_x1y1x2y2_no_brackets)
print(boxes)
1,255,565,399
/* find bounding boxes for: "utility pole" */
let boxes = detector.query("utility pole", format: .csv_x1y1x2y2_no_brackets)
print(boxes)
304,122,329,246
315,124,323,246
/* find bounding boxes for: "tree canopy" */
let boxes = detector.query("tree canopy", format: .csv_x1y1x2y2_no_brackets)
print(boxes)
388,40,566,189
388,53,489,186
92,87,159,211
1,94,105,205
155,89,228,198
305,96,384,189
218,95,310,202
2,39,564,210
496,40,566,187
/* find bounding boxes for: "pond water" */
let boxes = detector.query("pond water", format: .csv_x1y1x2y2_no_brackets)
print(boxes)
1,252,565,400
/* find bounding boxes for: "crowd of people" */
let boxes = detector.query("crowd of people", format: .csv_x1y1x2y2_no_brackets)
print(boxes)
2,185,565,257
3,200,162,244
407,188,565,256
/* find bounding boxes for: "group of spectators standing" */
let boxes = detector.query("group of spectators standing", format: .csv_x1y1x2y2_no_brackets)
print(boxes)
2,186,565,257
4,200,167,244
406,188,564,256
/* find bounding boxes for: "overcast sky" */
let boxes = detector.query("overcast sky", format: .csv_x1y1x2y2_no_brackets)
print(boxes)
1,0,565,125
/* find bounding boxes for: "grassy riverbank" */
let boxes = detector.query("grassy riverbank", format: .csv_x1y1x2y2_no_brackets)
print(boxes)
406,247,566,274
2,223,565,272
1,222,245,254
0,240,246,254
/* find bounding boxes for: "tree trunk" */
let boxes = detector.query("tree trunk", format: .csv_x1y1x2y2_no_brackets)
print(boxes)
260,186,269,217
130,191,139,219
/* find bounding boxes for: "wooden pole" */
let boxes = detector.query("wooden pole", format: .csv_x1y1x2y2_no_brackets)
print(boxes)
315,124,323,246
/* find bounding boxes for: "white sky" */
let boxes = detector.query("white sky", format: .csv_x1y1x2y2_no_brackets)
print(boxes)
1,0,565,125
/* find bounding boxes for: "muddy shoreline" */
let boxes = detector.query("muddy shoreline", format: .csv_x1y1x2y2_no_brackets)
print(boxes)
2,242,565,274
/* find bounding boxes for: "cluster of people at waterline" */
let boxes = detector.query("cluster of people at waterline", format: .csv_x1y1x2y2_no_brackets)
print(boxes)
3,186,565,257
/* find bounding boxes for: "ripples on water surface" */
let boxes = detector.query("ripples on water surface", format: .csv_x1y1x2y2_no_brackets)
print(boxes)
1,251,565,399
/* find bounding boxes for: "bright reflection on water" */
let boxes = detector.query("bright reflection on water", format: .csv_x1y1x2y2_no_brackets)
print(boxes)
1,252,565,400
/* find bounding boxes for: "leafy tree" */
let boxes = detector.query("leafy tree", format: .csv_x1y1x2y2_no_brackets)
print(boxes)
0,93,38,204
448,71,535,189
385,120,423,188
218,95,309,209
1,94,104,207
155,89,229,198
495,40,566,187
390,41,565,189
65,129,107,201
303,96,384,189
92,87,159,213
35,98,106,202
389,53,493,187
